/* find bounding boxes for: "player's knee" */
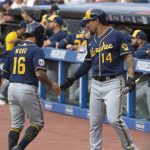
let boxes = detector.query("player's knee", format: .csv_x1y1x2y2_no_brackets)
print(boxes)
107,116,118,125
90,116,103,128
12,124,24,130
30,121,44,131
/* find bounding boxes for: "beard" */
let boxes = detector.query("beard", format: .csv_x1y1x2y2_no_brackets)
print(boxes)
90,31,95,35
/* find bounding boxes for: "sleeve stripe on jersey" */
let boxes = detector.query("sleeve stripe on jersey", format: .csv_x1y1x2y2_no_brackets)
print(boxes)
120,51,132,56
85,58,92,61
63,39,68,44
1,68,10,74
35,67,47,72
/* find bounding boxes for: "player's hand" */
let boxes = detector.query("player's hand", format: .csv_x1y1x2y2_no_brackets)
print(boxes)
60,77,75,91
146,49,150,57
51,81,61,96
125,77,136,92
66,44,73,50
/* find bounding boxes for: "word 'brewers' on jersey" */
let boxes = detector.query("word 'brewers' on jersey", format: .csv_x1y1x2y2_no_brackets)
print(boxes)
2,41,46,86
84,28,132,77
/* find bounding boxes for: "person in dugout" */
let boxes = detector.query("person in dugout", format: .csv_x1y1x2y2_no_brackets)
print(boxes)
42,15,68,82
131,29,150,121
0,21,26,105
43,15,67,47
58,20,89,101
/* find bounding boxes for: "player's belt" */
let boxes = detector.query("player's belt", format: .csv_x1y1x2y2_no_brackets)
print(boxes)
93,75,117,82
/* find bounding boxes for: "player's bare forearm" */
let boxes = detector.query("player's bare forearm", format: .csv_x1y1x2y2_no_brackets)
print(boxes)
43,40,51,47
36,70,52,88
124,54,134,77
36,69,61,96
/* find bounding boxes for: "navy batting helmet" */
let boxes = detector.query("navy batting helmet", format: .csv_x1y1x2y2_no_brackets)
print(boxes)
24,22,45,47
82,9,107,25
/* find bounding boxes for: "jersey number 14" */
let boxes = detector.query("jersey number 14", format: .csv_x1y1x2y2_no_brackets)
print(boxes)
13,57,26,74
101,53,112,63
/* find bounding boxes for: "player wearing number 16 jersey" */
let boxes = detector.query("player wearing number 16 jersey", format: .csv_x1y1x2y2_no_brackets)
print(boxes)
58,20,87,50
2,22,61,150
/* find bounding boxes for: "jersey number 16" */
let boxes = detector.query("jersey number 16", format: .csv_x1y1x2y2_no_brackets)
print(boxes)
13,57,26,74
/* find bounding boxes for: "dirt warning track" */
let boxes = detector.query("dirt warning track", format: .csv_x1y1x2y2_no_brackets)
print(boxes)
0,105,150,150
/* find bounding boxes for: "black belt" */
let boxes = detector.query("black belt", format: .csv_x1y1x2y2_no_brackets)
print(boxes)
93,75,117,82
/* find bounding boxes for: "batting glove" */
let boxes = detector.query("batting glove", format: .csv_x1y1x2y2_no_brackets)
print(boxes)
60,77,76,91
125,77,136,92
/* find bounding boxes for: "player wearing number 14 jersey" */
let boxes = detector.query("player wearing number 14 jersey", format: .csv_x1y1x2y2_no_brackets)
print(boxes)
60,9,137,150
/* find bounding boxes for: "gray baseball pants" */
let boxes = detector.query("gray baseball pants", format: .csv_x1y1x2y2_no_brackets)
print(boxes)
89,76,137,150
8,83,44,129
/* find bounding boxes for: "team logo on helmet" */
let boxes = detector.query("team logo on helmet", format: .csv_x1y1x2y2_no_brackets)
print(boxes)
38,59,45,66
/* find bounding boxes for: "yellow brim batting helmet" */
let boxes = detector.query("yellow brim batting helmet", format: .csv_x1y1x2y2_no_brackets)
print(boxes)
82,9,107,25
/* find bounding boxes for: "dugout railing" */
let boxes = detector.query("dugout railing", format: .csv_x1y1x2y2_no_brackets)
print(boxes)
40,47,150,133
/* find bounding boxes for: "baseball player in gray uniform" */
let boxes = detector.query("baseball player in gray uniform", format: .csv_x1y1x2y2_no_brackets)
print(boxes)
2,22,61,150
61,9,138,150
